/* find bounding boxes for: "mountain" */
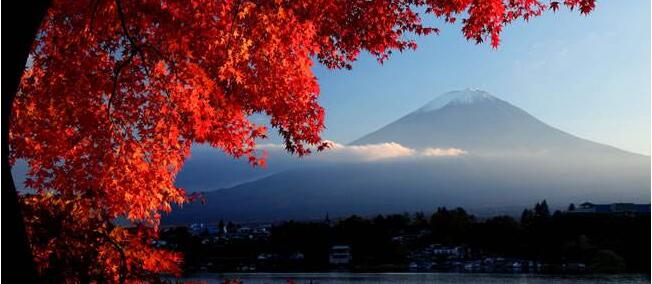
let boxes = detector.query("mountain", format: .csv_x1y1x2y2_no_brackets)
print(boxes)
165,90,650,224
353,89,640,158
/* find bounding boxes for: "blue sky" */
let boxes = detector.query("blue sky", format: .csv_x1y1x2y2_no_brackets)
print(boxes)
313,0,650,155
13,1,650,194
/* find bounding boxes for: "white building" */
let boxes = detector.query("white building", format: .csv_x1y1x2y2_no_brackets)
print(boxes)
329,245,352,265
429,244,464,258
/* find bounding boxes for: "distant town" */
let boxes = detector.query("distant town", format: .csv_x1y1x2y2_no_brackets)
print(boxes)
159,201,650,275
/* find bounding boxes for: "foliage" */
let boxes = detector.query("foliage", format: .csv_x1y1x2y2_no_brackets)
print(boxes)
589,250,626,273
10,0,594,281
20,193,181,283
168,202,649,273
430,207,475,243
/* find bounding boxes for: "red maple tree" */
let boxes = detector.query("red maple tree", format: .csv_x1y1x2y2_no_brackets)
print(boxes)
8,0,594,282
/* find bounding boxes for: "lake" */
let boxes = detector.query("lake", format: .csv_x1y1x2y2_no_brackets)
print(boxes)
178,273,650,283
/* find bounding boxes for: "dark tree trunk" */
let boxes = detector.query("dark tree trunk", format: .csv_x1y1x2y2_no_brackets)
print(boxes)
2,1,51,283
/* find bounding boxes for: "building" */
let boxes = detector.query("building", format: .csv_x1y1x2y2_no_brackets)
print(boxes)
429,244,464,258
189,223,207,235
329,245,352,265
572,202,650,214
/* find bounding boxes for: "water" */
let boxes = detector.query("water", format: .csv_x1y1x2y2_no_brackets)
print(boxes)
179,273,650,283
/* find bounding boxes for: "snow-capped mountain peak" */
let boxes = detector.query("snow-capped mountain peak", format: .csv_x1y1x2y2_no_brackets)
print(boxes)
417,89,498,113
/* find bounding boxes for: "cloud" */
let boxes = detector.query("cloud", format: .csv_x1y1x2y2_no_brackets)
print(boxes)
320,141,416,161
257,140,466,162
255,143,287,150
421,147,467,157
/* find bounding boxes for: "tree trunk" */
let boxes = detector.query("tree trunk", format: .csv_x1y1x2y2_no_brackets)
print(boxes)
2,1,51,283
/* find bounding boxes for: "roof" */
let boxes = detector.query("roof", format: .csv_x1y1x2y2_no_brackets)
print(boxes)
574,202,650,213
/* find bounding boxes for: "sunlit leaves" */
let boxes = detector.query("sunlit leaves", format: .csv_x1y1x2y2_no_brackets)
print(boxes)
10,0,594,281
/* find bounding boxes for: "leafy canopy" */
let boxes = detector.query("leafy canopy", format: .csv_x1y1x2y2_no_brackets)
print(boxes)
10,0,594,281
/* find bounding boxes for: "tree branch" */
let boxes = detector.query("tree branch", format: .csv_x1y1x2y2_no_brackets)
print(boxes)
88,0,103,32
115,0,149,75
107,49,136,128
100,231,127,284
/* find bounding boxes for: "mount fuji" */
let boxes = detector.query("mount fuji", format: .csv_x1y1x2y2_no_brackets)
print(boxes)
165,90,650,224
353,89,640,158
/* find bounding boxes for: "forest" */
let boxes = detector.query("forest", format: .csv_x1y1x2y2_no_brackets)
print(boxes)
161,201,650,275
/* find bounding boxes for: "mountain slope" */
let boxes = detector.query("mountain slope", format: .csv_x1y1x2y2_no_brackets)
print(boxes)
353,89,638,158
165,89,650,224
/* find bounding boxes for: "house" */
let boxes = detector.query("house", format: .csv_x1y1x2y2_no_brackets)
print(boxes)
251,226,271,239
290,252,305,261
189,223,207,235
572,202,650,214
329,245,352,265
429,244,464,258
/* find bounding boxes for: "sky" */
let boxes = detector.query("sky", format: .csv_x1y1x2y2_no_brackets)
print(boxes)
312,0,651,155
11,1,651,193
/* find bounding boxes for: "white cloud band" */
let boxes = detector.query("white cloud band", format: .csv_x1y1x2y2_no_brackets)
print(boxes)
257,141,466,162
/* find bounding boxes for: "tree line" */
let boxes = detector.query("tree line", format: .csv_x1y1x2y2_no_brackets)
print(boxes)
162,200,650,274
